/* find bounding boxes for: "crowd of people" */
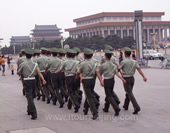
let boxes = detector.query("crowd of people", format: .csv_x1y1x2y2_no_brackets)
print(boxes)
16,45,147,120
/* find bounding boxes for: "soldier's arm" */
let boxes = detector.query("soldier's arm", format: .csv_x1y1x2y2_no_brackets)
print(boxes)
137,68,147,82
37,70,46,85
96,71,104,87
115,72,126,84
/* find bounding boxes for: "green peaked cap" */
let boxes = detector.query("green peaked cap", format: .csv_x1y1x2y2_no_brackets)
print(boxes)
123,47,132,52
104,45,113,50
73,47,81,53
25,48,34,55
83,48,94,54
104,49,113,54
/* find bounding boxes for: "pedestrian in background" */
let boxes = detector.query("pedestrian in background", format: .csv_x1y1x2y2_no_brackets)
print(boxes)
11,64,15,75
1,55,6,76
0,55,2,71
7,56,12,69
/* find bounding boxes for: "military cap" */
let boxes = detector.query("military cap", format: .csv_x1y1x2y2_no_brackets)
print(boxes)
25,48,34,55
34,49,41,54
46,48,51,52
58,48,66,54
104,49,113,54
20,49,25,52
104,45,113,50
41,47,48,51
51,48,58,53
66,49,76,54
123,47,132,52
73,47,81,53
83,48,94,55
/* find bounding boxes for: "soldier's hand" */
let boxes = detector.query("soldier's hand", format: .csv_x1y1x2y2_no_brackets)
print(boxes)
43,80,47,85
122,79,126,84
100,80,104,87
143,77,147,82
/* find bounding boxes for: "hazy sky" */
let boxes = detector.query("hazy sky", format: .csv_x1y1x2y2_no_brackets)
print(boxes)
0,0,170,46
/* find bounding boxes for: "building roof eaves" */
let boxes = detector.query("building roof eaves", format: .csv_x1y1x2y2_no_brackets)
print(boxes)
65,21,170,32
73,12,165,22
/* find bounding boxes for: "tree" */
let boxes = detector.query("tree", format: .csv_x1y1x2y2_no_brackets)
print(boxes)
122,36,135,48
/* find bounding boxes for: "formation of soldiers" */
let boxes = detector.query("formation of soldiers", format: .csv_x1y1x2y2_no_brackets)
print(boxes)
17,45,147,120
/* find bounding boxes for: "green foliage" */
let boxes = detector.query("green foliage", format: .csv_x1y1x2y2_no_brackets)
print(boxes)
1,36,136,54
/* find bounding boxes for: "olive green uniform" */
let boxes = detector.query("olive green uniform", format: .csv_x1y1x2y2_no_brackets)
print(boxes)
60,58,80,111
47,56,64,106
100,60,120,113
119,57,141,111
18,58,39,118
78,58,99,116
37,55,50,102
17,56,26,95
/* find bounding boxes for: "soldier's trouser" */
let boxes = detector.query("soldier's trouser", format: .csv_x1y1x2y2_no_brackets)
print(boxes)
35,75,41,97
65,76,79,108
75,77,82,103
51,73,64,105
82,79,98,115
23,80,37,117
40,72,50,100
103,78,120,111
58,72,68,98
123,76,140,111
21,75,25,96
84,78,99,111
46,71,55,100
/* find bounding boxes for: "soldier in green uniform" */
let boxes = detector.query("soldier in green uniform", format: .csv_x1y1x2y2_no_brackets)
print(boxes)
101,45,120,113
58,48,68,102
56,49,80,113
73,47,83,105
33,49,42,100
45,48,64,107
76,48,103,120
119,47,147,114
45,48,55,103
82,50,100,115
17,49,26,96
99,49,126,116
17,48,46,120
37,47,50,103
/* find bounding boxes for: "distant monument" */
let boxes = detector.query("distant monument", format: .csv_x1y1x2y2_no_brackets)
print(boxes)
31,25,62,42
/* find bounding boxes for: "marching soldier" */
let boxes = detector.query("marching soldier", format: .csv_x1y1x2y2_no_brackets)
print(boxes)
119,47,147,114
101,45,120,113
17,48,46,120
58,48,68,102
37,47,51,103
76,48,103,120
56,49,80,113
17,49,26,96
45,48,64,107
73,47,83,105
99,49,126,116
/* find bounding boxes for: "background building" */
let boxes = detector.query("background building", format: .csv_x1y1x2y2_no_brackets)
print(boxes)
10,36,31,46
31,25,62,42
65,12,170,43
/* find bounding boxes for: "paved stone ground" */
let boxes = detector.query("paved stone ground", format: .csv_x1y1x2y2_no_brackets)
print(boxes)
0,62,170,133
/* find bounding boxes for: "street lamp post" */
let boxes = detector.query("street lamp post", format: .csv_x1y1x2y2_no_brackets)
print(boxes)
60,36,64,49
13,43,16,55
134,10,143,60
32,40,36,49
151,32,157,49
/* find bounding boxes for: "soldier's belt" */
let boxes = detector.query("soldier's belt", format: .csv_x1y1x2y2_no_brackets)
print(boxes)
40,70,45,72
82,77,93,79
104,76,114,79
123,75,133,77
24,77,35,80
65,74,75,77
